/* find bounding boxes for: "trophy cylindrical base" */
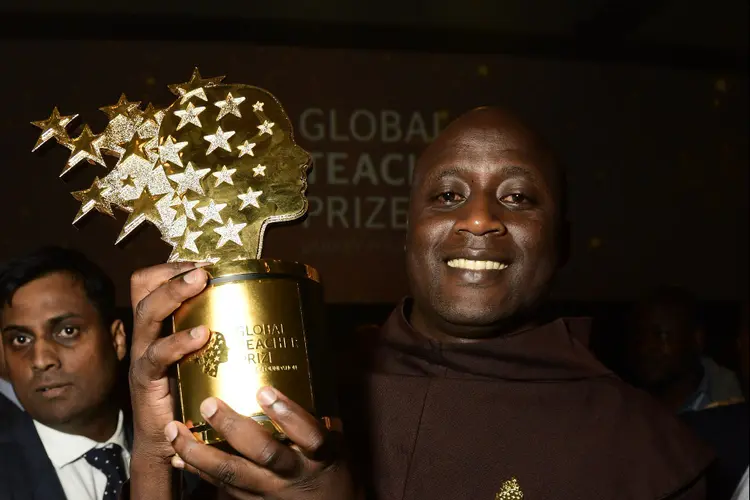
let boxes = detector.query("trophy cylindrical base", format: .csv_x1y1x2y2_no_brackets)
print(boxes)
171,259,335,446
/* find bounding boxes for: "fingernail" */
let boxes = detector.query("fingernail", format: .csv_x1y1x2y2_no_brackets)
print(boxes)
257,386,278,406
183,268,204,284
194,262,212,268
200,397,218,419
189,326,205,339
164,422,178,442
171,454,185,469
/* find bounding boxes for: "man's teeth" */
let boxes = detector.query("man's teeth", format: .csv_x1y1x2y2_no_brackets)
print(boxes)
446,259,508,270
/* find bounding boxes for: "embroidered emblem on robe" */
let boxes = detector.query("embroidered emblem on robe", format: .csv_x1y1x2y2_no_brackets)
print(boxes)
495,477,523,500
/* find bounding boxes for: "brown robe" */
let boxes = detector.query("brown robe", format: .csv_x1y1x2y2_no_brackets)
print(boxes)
340,299,715,500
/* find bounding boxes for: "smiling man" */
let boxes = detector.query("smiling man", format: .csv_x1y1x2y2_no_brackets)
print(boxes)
0,246,130,500
127,107,714,500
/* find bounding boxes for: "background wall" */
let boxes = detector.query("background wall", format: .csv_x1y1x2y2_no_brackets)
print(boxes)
1,41,747,306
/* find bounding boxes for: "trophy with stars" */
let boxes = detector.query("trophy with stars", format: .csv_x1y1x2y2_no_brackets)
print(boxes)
31,69,336,445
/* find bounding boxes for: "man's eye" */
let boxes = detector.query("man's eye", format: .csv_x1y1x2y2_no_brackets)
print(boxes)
436,191,465,205
500,193,528,204
58,326,80,338
11,335,31,347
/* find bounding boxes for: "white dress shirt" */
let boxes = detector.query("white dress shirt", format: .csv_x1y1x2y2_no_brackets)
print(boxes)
732,467,749,500
0,377,22,409
34,410,131,500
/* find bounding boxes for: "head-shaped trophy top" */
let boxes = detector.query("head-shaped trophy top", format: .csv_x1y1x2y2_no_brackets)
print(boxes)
30,69,311,264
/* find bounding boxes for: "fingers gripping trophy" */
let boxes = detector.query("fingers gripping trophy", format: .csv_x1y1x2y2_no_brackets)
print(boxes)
31,69,336,445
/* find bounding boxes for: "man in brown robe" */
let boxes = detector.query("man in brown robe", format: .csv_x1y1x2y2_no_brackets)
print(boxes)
126,106,713,499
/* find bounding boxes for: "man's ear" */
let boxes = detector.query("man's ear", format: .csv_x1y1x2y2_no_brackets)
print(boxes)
110,319,127,361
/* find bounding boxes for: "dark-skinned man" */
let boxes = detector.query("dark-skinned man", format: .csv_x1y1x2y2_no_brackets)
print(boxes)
0,246,130,500
127,107,713,500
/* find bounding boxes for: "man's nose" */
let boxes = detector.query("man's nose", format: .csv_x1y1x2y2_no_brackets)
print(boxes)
454,194,507,236
31,339,61,372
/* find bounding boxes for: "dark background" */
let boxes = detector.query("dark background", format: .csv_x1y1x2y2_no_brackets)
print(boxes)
1,0,747,371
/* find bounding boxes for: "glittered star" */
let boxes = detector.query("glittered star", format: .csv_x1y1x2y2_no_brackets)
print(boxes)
214,92,246,121
116,191,168,244
173,102,205,131
140,103,164,126
214,218,247,248
71,177,114,224
252,101,264,112
170,195,199,220
31,107,78,152
99,94,141,120
62,125,106,177
117,134,152,167
212,165,236,186
196,199,227,227
168,162,210,195
257,120,274,135
180,229,203,254
168,68,225,105
158,135,188,168
237,186,263,209
120,175,137,190
252,164,266,177
237,140,256,158
203,126,235,155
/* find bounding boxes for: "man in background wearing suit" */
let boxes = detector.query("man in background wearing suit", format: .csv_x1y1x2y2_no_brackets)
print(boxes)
0,340,23,414
0,246,130,500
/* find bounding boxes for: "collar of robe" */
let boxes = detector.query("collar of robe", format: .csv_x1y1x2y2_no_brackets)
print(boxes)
372,298,615,382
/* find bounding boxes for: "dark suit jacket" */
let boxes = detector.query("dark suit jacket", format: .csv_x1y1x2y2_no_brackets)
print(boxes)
0,400,133,500
681,402,749,500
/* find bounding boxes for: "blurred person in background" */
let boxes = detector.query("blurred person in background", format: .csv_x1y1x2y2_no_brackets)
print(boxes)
681,302,749,500
623,285,743,414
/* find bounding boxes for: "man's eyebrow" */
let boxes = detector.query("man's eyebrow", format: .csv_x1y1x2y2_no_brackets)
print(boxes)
1,324,33,335
427,164,537,182
46,313,81,329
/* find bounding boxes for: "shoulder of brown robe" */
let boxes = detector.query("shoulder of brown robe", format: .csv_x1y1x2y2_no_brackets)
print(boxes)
337,300,715,500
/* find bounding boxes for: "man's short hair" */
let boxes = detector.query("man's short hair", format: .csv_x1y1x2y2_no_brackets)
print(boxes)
0,246,117,327
635,285,701,329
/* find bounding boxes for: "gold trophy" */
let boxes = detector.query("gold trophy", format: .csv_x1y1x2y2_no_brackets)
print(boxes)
30,68,336,444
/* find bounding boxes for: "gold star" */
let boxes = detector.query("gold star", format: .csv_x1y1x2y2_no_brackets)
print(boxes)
170,195,200,220
252,164,266,177
237,186,263,209
214,218,247,248
196,199,227,227
212,165,236,186
140,103,164,126
117,134,151,167
116,190,168,244
71,177,114,224
214,92,246,121
204,126,235,155
257,120,274,135
173,102,205,131
31,107,78,152
252,101,264,112
62,125,106,177
121,175,137,190
168,68,225,105
237,140,256,157
99,94,141,120
180,229,203,254
158,135,188,168
168,162,210,195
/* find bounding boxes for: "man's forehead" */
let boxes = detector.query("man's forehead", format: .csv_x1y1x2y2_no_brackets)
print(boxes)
3,273,86,318
416,107,555,180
